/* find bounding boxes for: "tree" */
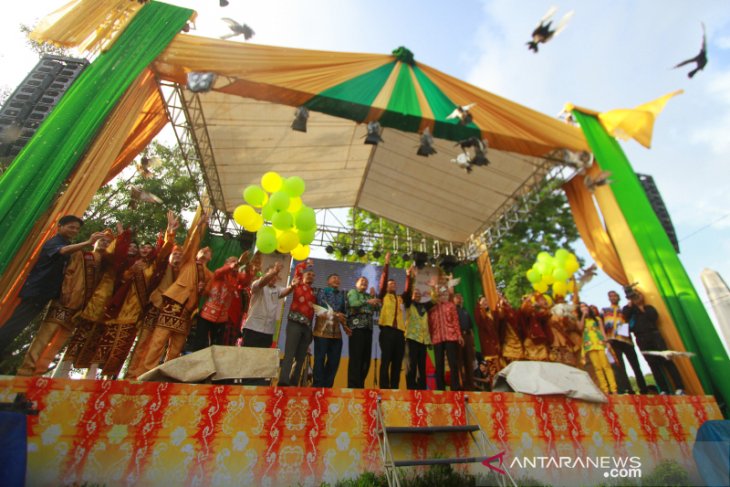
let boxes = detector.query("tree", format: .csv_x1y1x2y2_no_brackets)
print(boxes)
331,180,581,307
488,181,581,306
78,140,202,243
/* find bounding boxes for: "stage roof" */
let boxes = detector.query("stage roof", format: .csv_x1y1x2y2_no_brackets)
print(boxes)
34,1,590,243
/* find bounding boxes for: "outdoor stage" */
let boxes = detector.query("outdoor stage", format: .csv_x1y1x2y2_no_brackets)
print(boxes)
0,376,722,486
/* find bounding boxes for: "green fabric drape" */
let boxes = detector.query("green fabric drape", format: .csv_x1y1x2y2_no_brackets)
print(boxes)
202,233,247,271
0,2,192,275
453,262,485,354
572,111,730,410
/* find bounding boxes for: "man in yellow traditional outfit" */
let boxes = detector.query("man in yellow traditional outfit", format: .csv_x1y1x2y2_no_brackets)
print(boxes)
125,244,184,380
16,232,112,376
95,212,179,378
52,225,135,378
139,216,211,375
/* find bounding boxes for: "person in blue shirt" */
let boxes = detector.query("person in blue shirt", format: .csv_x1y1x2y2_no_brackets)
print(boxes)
0,215,106,356
312,273,350,387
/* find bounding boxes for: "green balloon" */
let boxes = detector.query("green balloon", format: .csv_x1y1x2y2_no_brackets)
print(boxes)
295,206,316,231
298,227,316,245
536,251,552,264
256,226,277,254
552,267,569,282
261,202,275,221
272,210,293,230
269,191,290,212
282,176,306,197
526,268,542,284
554,248,571,263
243,185,266,208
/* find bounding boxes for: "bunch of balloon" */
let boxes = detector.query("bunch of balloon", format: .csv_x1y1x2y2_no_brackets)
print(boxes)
525,249,580,297
232,171,316,260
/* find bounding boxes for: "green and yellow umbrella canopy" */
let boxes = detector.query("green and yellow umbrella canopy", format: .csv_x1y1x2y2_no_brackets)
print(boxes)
303,47,481,143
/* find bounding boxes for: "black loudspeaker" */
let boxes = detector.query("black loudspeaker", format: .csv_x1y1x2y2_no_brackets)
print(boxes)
637,173,680,253
0,55,89,162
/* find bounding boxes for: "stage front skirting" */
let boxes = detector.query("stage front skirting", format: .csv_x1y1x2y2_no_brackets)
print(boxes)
0,376,721,486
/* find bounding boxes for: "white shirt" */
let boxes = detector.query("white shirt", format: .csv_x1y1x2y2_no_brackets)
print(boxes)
243,278,285,335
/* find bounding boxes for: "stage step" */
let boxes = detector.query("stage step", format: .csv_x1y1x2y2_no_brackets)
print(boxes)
392,456,489,467
376,394,517,487
384,425,480,435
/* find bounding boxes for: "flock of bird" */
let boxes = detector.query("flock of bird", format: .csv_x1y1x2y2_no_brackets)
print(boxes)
527,6,708,79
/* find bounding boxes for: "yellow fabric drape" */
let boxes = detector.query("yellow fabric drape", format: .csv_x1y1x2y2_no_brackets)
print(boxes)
597,90,683,149
563,166,629,286
476,251,499,309
104,79,169,183
592,172,703,395
30,0,143,54
564,90,682,149
0,69,164,324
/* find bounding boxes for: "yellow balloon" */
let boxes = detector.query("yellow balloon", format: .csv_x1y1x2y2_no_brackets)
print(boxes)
243,212,263,232
565,257,580,275
291,244,310,260
233,204,256,227
288,196,303,213
261,171,283,193
552,280,568,297
277,230,299,253
533,281,548,293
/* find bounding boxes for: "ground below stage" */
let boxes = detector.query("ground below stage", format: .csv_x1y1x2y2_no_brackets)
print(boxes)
0,376,721,486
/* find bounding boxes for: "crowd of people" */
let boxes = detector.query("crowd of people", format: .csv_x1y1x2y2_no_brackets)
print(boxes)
0,214,686,395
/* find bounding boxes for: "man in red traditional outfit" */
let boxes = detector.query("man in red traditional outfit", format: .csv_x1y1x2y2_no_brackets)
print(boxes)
189,251,251,351
278,259,315,386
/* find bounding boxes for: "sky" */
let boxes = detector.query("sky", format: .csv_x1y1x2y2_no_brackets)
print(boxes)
1,0,729,355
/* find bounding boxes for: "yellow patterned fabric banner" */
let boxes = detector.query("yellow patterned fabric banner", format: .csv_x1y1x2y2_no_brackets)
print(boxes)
0,377,720,486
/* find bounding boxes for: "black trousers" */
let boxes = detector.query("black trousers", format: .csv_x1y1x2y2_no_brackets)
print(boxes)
348,327,372,388
378,326,405,389
188,317,225,352
0,296,49,355
636,332,685,393
406,339,427,390
610,339,649,393
434,341,460,391
242,328,273,348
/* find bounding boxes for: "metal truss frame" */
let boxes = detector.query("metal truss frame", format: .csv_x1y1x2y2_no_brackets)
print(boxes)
159,79,580,257
159,80,229,231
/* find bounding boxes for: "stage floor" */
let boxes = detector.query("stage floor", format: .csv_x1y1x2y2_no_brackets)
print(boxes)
0,376,722,486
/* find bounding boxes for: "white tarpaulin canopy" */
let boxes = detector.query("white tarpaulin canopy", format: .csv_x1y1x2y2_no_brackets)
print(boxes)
493,360,607,403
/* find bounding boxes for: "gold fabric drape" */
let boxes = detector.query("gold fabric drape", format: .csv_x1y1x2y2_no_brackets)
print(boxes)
29,0,143,54
591,171,703,395
563,166,629,286
0,69,165,324
476,250,499,308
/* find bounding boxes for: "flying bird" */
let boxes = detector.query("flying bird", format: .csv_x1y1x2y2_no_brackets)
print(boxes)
673,22,707,79
576,264,598,290
446,103,476,125
584,170,613,192
526,6,574,53
221,18,255,40
135,156,161,179
451,152,473,173
642,350,696,360
130,185,163,205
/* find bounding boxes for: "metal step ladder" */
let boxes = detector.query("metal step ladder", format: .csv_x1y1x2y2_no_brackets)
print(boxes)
375,394,517,487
